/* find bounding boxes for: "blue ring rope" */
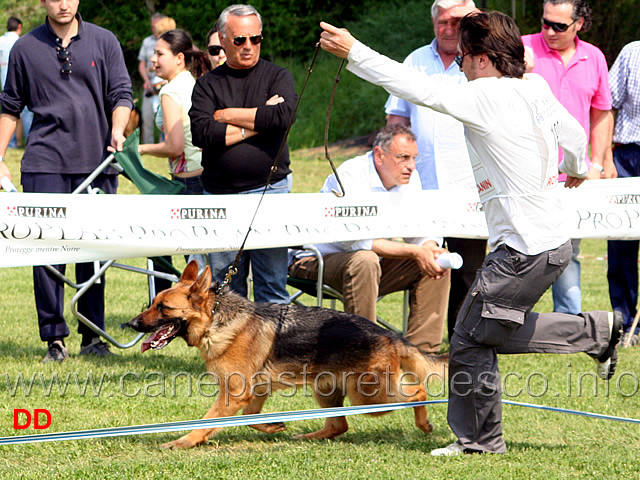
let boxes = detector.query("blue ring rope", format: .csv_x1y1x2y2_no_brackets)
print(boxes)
0,399,637,446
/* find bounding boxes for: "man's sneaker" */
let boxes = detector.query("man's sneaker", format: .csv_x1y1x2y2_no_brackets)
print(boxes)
622,332,639,348
431,442,466,456
595,311,623,380
79,338,115,357
42,340,68,364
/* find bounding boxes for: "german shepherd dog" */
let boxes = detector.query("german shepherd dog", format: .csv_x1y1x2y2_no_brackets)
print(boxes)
125,260,448,449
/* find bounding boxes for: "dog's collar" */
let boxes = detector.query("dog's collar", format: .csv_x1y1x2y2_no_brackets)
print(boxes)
210,284,225,316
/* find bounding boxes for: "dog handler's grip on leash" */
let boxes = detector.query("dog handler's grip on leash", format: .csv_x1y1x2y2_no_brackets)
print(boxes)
319,22,356,59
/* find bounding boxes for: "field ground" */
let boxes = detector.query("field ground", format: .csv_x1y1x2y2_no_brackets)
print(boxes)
0,147,638,479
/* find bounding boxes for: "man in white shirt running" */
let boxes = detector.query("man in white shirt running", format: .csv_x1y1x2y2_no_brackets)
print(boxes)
319,10,622,456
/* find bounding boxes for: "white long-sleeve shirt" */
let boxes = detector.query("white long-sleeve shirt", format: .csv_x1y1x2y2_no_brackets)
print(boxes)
348,41,588,255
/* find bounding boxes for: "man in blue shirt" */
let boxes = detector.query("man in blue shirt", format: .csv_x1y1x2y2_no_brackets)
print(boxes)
385,0,486,342
607,41,640,347
0,0,133,363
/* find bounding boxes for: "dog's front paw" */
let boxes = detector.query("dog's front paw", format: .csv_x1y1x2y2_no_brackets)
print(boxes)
417,421,433,434
161,436,198,450
263,422,286,434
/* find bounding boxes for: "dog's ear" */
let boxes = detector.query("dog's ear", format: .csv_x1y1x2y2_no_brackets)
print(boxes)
180,260,200,283
189,266,212,305
196,266,212,290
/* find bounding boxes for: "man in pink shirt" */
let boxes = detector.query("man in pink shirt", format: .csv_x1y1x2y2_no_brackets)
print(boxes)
522,0,613,315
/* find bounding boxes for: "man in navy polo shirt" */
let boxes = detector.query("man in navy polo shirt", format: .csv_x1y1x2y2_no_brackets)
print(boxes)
0,0,133,363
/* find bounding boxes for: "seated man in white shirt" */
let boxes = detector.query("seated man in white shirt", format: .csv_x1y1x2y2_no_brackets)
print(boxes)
289,124,451,354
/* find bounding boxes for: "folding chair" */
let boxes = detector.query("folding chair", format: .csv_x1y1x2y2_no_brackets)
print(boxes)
43,129,185,349
287,245,409,335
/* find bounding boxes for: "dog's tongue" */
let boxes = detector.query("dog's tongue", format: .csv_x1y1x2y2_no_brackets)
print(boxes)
141,337,154,353
140,324,176,353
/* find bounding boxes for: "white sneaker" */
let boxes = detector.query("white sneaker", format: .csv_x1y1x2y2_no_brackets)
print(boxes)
431,442,466,457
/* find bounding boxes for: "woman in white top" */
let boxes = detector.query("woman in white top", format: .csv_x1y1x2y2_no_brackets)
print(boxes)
138,29,209,194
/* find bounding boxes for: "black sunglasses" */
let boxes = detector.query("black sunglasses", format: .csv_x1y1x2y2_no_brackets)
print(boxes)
55,38,72,74
232,34,262,46
207,45,224,56
454,52,471,68
541,17,577,33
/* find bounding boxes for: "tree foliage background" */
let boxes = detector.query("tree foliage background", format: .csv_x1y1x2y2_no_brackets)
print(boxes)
1,0,638,72
0,0,638,147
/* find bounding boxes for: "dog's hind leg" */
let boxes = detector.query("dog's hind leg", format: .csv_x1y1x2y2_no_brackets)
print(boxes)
347,367,433,434
243,394,287,434
293,387,348,440
402,384,433,434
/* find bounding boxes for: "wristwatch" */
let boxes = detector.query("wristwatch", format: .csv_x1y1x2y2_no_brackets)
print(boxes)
0,156,4,162
591,162,604,174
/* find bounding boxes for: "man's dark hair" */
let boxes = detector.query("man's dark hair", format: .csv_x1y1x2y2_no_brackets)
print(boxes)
544,0,592,32
459,11,525,79
7,16,21,32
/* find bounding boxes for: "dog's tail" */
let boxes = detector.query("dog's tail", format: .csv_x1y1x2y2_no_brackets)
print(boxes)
399,342,449,385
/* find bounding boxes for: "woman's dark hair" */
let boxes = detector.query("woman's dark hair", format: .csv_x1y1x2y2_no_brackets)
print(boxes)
206,22,220,44
159,29,210,79
459,11,526,79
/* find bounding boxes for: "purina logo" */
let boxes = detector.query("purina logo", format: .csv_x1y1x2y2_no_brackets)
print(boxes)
325,205,378,218
608,194,640,205
15,206,67,218
467,202,484,213
170,207,227,220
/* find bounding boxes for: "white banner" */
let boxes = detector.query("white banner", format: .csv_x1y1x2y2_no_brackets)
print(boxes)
1,178,639,267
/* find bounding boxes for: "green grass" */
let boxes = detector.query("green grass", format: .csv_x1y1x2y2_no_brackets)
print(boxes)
1,147,639,479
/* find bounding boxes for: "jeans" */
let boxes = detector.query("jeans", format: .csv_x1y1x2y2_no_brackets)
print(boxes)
21,107,33,137
171,174,204,195
206,175,292,304
552,238,581,314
